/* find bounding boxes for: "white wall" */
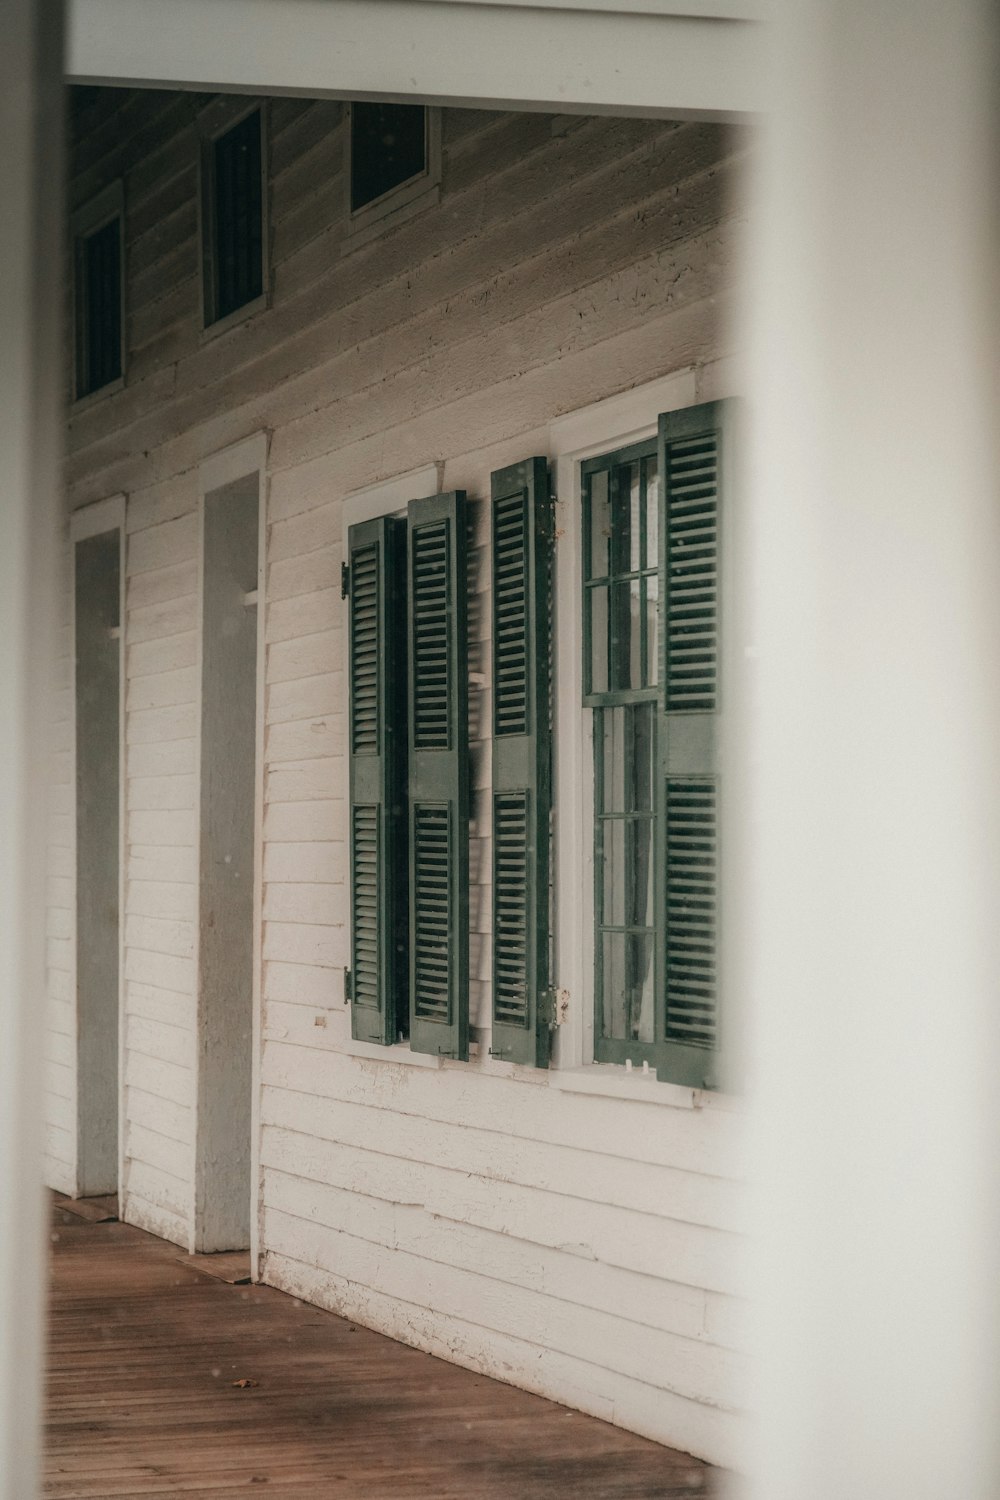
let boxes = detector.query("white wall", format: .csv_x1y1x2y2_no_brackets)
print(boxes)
55,87,747,1463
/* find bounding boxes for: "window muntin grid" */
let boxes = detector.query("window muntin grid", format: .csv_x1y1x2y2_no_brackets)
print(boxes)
582,442,660,702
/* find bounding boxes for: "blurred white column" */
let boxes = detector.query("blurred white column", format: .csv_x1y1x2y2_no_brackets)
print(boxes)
0,2,64,1496
742,3,1000,1497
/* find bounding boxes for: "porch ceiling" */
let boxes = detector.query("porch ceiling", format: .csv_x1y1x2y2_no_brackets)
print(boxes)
66,0,764,119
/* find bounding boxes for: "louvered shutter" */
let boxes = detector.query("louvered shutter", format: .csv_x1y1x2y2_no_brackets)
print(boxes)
655,400,733,1087
347,515,408,1044
490,459,553,1066
407,492,470,1059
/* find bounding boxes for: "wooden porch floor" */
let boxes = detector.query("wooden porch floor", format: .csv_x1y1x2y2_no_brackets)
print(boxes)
45,1200,719,1498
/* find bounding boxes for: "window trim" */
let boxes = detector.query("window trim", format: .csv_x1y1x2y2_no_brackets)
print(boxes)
343,103,442,250
550,369,700,1078
197,97,270,337
70,179,125,407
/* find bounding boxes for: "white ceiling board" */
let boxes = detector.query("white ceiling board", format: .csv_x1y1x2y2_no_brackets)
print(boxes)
67,0,764,119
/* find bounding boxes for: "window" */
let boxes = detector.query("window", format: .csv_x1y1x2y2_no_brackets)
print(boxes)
346,104,441,241
201,106,265,327
73,184,124,400
344,461,553,1068
581,402,728,1087
583,439,660,1062
350,103,427,212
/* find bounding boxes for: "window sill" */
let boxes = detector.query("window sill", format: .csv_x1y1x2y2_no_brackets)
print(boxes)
342,182,441,254
200,291,269,346
335,1036,442,1070
71,373,125,415
549,1063,725,1110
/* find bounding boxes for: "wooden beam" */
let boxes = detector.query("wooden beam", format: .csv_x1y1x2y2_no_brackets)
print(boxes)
66,0,763,119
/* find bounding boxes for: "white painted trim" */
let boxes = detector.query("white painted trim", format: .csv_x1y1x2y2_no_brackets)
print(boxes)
190,476,206,1254
250,442,268,1280
427,0,759,14
336,1037,443,1070
548,1064,703,1109
548,369,698,459
341,462,441,534
115,519,127,1210
198,431,269,498
69,492,126,542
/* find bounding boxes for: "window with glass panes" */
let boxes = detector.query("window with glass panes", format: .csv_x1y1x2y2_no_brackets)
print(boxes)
582,403,726,1087
205,109,264,326
583,439,661,1064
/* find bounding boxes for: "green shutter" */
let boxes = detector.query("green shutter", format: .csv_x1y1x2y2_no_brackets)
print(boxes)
407,491,470,1059
347,515,408,1044
490,458,553,1066
655,400,733,1088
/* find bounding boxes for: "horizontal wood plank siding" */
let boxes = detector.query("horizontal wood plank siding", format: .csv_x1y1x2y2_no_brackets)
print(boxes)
60,86,745,1460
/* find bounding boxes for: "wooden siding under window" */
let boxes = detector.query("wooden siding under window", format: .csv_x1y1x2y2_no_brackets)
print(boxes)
55,91,747,1468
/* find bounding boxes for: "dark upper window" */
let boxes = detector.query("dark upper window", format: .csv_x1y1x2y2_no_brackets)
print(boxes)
350,103,427,212
207,109,264,325
75,214,122,399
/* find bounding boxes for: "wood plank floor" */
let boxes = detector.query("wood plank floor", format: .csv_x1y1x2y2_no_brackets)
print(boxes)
45,1202,719,1498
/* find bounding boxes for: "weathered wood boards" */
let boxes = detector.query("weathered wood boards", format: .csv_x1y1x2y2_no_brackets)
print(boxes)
45,1205,719,1498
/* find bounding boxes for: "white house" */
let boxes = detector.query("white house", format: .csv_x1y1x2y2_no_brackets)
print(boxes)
48,78,748,1468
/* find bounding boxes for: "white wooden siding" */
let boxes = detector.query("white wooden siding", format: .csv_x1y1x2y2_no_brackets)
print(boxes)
121,468,200,1242
57,87,746,1463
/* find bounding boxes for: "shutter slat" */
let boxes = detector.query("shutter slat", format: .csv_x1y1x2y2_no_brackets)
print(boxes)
347,515,408,1044
655,400,733,1087
490,458,553,1067
408,492,469,1060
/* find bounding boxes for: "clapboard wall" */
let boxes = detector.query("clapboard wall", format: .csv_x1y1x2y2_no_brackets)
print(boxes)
54,86,747,1465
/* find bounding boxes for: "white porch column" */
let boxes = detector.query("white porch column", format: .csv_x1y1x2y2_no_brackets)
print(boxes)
744,3,1000,1497
0,2,64,1495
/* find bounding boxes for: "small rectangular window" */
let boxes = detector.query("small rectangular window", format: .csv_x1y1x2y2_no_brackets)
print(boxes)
204,108,264,326
350,102,427,212
74,208,122,400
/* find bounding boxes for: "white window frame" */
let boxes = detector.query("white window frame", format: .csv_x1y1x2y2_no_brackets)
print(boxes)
197,96,270,340
547,364,739,1109
70,179,125,408
343,104,442,251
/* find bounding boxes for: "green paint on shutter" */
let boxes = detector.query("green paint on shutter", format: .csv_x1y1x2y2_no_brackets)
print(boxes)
655,400,733,1087
490,458,553,1067
347,515,408,1044
407,491,470,1059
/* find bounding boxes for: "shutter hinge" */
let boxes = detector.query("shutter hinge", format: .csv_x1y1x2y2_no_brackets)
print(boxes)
546,988,569,1027
343,968,353,1004
341,561,350,599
